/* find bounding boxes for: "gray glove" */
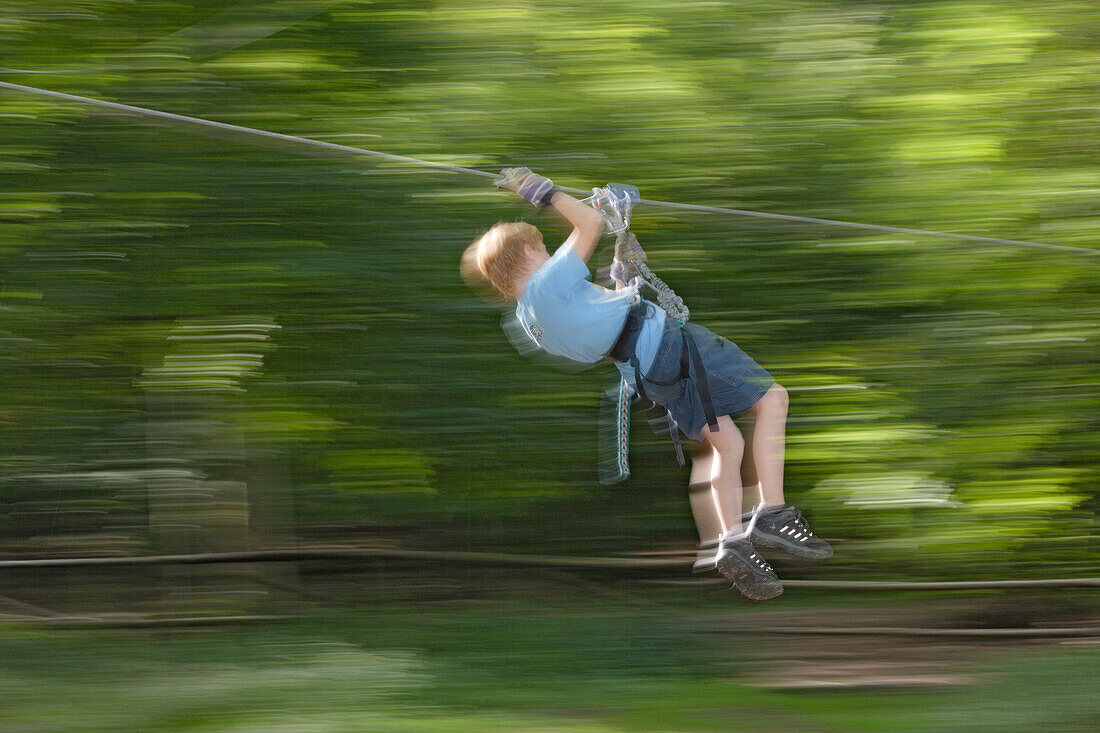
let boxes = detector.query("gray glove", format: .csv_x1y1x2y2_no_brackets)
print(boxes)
609,258,629,285
614,232,647,265
494,167,556,207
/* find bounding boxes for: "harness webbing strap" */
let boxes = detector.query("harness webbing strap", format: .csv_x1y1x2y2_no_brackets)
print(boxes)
667,412,686,467
606,302,647,363
629,324,719,442
628,354,648,399
683,329,720,433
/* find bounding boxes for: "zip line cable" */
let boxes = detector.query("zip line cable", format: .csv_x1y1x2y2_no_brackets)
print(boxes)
0,81,501,180
633,199,1098,255
2,79,1097,257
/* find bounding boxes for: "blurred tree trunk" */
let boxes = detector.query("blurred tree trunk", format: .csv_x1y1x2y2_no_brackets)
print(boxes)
143,319,295,615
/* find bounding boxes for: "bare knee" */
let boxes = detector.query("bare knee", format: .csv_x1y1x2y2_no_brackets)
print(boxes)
701,415,744,458
754,383,789,416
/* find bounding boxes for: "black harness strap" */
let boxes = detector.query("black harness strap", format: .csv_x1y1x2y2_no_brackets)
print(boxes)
609,303,721,465
607,303,647,363
629,324,721,436
683,328,720,433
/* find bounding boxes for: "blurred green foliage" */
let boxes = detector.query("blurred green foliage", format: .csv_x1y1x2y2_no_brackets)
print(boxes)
0,0,1096,577
2,597,1100,731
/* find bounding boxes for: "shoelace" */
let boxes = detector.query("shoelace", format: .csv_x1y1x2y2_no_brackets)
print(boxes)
772,508,816,542
723,537,776,575
748,549,774,574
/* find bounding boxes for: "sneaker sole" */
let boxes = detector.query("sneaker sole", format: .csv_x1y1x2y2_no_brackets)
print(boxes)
751,531,833,560
739,579,784,601
716,556,784,601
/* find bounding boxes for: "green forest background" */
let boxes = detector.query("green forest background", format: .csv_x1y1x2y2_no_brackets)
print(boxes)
1,0,1097,581
2,3,1099,731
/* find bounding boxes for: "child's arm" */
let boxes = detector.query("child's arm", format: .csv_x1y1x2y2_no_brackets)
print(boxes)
495,168,605,263
547,190,606,264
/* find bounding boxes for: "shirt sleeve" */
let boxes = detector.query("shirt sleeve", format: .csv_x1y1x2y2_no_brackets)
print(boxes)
539,244,591,296
501,311,542,355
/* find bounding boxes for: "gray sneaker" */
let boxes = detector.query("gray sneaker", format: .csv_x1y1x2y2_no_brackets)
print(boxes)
749,506,833,560
716,536,784,601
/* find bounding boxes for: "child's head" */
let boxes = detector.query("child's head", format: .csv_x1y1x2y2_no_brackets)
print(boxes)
461,221,545,300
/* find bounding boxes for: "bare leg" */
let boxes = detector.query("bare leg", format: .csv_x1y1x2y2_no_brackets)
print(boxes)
687,448,723,544
742,385,833,562
698,415,745,536
736,412,763,514
748,384,789,507
698,414,784,600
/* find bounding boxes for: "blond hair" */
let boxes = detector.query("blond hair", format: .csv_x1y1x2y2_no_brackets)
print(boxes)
461,221,543,299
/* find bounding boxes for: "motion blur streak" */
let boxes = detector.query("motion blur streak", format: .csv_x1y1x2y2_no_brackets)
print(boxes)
0,2,1096,731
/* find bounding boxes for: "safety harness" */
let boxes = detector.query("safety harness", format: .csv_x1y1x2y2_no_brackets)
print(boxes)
590,184,719,481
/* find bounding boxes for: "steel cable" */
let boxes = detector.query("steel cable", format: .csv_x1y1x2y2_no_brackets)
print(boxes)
2,81,1097,257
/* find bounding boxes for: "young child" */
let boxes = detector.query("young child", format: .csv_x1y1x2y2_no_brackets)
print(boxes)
461,168,831,600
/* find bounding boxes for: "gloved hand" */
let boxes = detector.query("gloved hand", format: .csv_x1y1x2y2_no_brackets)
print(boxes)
614,232,647,265
609,258,629,285
495,167,556,207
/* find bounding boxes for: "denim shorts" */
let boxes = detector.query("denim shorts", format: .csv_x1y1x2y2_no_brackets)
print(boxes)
639,318,774,441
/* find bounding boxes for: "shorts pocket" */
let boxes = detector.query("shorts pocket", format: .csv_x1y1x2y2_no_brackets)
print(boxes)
644,333,683,384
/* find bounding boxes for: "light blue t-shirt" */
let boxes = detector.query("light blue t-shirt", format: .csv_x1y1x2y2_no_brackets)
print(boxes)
514,244,666,386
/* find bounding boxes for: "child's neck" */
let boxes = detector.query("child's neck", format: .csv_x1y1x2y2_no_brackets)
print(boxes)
512,252,550,300
512,270,535,300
